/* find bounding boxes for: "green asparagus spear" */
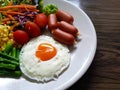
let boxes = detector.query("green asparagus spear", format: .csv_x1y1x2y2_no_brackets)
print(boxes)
0,70,22,78
16,48,20,59
4,41,13,54
0,52,19,61
0,63,16,70
9,51,12,56
0,57,19,66
11,47,16,58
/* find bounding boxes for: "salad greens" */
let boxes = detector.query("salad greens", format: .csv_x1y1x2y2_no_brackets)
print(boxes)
0,0,44,78
43,4,58,16
0,0,59,78
0,0,9,7
13,0,33,5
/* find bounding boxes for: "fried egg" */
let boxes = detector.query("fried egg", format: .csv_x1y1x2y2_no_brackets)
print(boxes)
19,35,70,82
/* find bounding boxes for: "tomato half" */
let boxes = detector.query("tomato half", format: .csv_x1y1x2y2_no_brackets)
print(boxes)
34,13,48,29
13,30,29,45
25,21,41,38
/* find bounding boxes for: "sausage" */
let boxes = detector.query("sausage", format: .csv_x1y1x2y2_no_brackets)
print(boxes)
52,29,75,45
48,14,58,32
56,10,74,24
58,21,78,37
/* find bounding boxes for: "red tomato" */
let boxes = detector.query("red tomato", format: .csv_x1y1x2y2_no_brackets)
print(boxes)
34,13,48,29
13,30,29,45
25,21,41,38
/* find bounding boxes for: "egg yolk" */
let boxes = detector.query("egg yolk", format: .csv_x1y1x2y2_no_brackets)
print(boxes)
36,43,57,61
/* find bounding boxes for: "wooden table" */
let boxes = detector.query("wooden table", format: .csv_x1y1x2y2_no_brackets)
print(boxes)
67,0,120,90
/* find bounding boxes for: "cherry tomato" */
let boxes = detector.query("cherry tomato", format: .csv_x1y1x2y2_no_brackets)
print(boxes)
13,30,29,45
34,13,48,29
25,21,41,38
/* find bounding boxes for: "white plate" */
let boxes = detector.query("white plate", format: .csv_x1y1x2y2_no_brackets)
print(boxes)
0,0,97,90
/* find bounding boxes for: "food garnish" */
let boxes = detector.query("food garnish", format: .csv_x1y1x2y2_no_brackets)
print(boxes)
42,4,58,16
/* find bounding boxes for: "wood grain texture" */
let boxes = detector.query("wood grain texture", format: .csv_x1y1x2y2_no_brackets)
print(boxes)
68,0,120,90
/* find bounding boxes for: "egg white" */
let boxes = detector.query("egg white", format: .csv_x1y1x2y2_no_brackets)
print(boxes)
20,35,70,82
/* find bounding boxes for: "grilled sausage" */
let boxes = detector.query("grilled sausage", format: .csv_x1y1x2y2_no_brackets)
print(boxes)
58,21,78,37
56,10,74,24
48,14,58,32
52,29,75,45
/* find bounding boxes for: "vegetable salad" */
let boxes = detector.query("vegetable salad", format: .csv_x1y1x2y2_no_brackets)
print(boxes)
0,0,58,78
0,0,79,79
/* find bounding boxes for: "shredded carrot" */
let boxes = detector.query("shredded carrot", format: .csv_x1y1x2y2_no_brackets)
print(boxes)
7,15,15,21
18,8,39,13
2,18,10,24
2,18,10,22
1,11,24,16
10,22,20,31
1,12,14,20
0,4,39,21
24,5,30,12
0,4,36,11
6,11,25,16
1,12,7,16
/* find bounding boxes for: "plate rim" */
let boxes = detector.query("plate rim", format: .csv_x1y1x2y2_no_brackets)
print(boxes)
56,0,97,89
